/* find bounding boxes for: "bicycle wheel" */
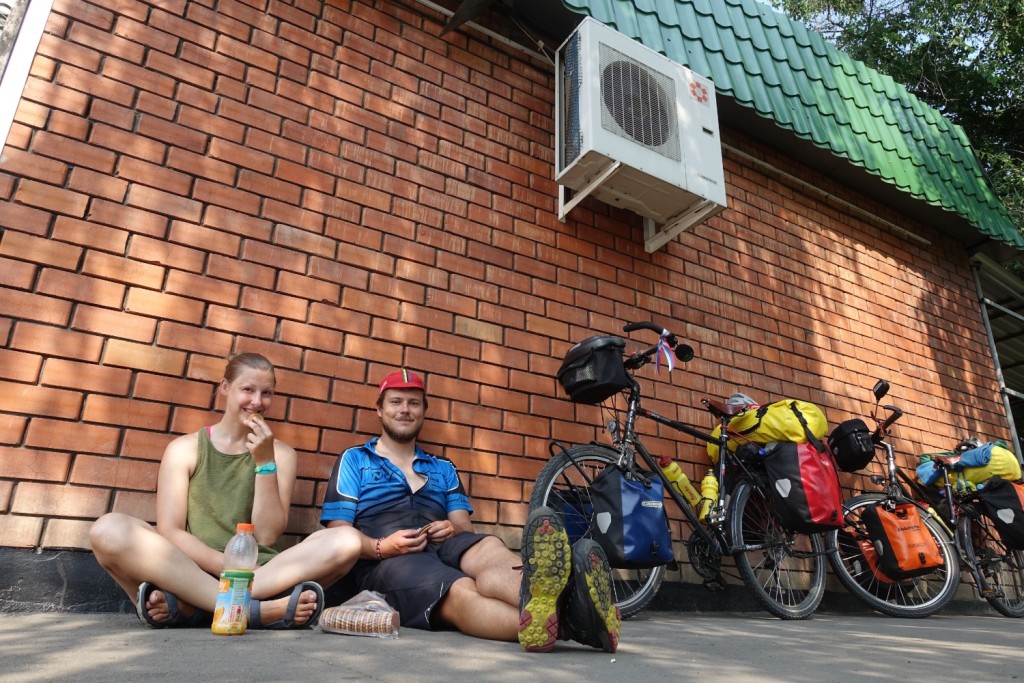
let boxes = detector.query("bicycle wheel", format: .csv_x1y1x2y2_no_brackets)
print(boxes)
958,505,1024,617
827,494,959,618
529,443,666,618
729,477,826,619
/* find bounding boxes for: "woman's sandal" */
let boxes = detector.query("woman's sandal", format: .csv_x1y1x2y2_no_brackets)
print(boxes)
135,582,211,628
248,581,325,630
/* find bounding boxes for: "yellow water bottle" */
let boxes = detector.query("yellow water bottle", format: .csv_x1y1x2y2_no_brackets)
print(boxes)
698,469,719,522
657,457,702,508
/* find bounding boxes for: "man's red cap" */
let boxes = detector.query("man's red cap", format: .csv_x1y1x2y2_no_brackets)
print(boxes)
378,369,425,394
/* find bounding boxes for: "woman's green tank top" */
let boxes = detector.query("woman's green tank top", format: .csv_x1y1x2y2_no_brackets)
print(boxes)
186,428,278,565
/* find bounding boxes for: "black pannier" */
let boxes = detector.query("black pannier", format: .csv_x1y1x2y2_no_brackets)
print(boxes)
557,336,627,404
977,477,1024,550
828,418,875,472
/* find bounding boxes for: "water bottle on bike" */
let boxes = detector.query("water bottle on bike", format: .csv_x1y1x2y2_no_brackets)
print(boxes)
698,469,718,522
657,456,702,508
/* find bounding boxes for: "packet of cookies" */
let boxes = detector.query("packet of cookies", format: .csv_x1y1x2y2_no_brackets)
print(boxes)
320,590,399,639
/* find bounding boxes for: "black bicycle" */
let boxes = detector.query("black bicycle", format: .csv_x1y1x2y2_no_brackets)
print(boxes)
530,322,827,619
828,381,1024,617
825,381,960,617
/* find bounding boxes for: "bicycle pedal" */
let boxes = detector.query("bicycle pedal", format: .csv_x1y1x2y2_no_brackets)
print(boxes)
702,576,726,593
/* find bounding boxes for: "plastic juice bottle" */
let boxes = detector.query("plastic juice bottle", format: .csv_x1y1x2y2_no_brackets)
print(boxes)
211,523,258,636
657,457,702,508
698,469,719,522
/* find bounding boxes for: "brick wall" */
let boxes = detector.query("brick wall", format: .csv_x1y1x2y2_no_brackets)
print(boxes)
0,0,1009,555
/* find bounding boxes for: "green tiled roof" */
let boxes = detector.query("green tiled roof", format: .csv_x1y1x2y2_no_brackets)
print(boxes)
565,0,1024,249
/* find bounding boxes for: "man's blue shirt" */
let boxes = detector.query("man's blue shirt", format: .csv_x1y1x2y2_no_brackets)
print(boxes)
320,438,472,536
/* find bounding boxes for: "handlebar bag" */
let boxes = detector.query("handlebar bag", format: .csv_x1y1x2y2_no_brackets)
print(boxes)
762,440,844,534
708,399,828,463
589,465,674,569
556,336,628,405
860,503,944,579
977,476,1024,549
828,419,875,472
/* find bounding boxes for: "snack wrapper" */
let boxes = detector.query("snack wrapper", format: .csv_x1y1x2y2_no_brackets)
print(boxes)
320,590,399,639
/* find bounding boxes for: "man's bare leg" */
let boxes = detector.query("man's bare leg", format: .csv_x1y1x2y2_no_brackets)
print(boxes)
434,576,519,641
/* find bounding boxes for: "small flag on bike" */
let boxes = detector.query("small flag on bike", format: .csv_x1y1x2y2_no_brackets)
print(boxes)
656,337,675,373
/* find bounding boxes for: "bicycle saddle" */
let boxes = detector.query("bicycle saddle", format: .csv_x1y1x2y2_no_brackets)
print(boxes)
701,398,748,418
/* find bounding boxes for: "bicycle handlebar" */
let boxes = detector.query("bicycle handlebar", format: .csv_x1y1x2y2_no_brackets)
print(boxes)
623,321,671,336
875,404,903,438
621,321,694,370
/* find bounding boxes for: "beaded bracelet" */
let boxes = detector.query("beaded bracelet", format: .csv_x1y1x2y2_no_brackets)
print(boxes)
375,538,383,560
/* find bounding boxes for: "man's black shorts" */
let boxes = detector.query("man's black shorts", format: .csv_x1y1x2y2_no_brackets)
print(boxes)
352,531,491,630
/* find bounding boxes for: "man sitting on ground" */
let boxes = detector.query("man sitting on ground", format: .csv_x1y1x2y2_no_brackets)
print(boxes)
321,369,621,651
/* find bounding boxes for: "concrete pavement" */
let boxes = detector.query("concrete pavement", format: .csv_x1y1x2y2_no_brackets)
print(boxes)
1,610,1020,682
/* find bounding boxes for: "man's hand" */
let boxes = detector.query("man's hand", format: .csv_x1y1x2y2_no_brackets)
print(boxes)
379,528,429,558
422,520,456,544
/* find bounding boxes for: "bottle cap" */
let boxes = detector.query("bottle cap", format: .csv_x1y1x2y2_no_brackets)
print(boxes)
236,523,255,532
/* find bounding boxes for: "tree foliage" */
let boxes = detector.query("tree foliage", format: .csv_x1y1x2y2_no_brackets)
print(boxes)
771,0,1024,231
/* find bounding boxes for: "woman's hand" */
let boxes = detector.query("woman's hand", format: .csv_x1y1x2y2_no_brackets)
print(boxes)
245,414,275,465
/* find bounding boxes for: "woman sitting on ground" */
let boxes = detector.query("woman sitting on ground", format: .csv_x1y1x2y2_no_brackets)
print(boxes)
90,352,360,629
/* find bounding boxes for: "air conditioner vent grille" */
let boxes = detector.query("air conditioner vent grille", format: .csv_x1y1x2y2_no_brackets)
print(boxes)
598,44,680,161
561,32,584,168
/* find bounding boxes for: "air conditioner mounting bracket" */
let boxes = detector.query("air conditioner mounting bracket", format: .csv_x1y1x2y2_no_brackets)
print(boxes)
557,160,623,222
642,199,719,253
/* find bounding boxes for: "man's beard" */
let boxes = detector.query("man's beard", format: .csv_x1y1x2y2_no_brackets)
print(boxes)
382,419,421,444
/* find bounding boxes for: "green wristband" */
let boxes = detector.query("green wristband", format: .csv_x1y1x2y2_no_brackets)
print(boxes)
254,462,278,475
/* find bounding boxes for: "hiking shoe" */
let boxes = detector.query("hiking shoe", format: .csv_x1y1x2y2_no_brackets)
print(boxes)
562,539,621,653
518,506,571,652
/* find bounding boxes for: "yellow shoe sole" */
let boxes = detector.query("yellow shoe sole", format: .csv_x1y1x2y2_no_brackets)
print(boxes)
518,510,571,652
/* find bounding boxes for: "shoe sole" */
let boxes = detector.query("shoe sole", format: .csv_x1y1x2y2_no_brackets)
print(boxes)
575,541,621,653
518,510,571,652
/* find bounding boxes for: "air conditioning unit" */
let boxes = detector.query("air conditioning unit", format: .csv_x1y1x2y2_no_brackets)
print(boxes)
555,17,727,252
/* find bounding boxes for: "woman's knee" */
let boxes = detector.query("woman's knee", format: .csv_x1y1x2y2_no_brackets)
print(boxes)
308,526,361,562
89,513,146,557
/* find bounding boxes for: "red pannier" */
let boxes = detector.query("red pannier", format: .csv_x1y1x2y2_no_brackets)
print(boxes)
763,440,844,534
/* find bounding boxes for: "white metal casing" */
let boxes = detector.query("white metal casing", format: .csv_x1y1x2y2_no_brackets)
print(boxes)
556,17,727,249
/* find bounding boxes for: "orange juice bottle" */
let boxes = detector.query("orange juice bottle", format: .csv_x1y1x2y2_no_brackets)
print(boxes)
211,523,258,635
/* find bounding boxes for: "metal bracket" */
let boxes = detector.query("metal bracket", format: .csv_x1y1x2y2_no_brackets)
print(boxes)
557,160,622,222
643,199,719,253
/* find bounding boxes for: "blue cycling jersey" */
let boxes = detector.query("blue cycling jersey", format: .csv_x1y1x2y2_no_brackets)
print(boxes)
320,438,472,536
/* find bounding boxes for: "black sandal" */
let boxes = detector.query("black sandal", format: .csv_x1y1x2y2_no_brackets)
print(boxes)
248,581,324,630
135,582,210,628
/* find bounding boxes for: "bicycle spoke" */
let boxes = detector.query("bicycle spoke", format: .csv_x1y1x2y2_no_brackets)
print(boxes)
960,508,1024,617
730,479,826,618
828,494,959,618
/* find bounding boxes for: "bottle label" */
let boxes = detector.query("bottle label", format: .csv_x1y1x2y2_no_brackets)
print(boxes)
211,570,253,636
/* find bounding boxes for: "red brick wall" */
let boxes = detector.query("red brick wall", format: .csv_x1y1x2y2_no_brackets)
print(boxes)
0,0,1009,553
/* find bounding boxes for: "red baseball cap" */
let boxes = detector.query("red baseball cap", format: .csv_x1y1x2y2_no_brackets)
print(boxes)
378,369,425,394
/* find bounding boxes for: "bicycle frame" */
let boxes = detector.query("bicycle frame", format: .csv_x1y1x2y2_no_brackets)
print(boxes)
608,375,764,558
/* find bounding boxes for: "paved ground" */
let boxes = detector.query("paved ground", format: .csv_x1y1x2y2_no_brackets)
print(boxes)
1,610,1020,682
